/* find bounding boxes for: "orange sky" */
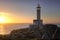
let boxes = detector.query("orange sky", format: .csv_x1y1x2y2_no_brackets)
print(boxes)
0,12,33,23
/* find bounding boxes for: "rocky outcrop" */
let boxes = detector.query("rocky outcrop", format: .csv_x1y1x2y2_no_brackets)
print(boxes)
8,24,60,40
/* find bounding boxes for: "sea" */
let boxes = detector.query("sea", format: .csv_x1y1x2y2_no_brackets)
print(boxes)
0,23,60,35
0,23,30,35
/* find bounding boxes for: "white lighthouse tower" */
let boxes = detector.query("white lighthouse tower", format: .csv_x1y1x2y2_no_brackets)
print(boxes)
29,4,43,30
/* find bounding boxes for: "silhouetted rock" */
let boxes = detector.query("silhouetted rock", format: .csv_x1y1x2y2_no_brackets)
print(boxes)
44,24,60,39
0,24,60,40
8,28,29,40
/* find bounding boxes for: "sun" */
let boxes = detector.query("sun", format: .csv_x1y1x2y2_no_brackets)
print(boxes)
0,12,11,23
0,16,7,23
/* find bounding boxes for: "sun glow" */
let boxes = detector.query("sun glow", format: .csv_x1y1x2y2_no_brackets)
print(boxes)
0,12,12,23
0,16,7,23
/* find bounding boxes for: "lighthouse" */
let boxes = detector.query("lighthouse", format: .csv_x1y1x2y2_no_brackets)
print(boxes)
29,4,43,30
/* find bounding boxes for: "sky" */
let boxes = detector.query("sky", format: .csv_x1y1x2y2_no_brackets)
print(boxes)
0,0,60,24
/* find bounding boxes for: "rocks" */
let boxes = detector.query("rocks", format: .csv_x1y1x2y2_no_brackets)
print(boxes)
9,24,60,40
0,24,60,40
